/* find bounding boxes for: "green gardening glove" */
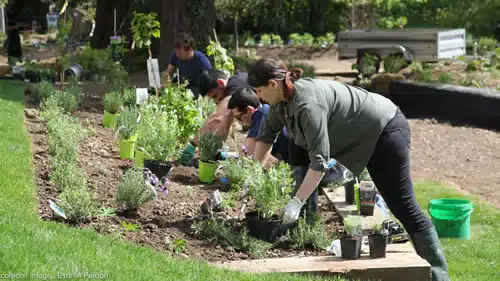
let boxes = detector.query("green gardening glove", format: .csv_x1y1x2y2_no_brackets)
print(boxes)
177,143,196,166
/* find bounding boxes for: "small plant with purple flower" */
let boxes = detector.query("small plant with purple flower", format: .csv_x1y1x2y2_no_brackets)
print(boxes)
116,167,157,212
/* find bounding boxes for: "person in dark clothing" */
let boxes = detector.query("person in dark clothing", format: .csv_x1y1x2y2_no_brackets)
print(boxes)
5,24,22,65
248,58,449,281
227,87,348,213
163,33,212,98
176,69,250,165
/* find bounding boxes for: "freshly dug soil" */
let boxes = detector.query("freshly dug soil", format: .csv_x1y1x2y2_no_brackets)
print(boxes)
24,86,342,262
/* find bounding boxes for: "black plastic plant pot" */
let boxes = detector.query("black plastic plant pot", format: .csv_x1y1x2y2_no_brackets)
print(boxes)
369,234,388,258
340,236,362,260
344,181,355,205
144,160,173,179
245,211,296,243
360,205,375,216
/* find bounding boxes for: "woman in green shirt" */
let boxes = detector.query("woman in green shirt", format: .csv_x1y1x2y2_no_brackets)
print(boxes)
248,58,449,281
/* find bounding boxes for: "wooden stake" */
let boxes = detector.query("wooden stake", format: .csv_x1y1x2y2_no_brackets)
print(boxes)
148,48,159,97
114,9,117,36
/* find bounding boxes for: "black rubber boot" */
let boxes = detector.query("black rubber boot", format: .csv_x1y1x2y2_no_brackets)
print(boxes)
411,227,450,281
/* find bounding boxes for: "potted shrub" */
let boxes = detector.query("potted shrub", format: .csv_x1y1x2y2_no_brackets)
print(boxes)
369,223,389,258
245,162,295,242
340,215,363,260
198,132,223,184
137,106,179,178
103,91,123,128
115,106,139,160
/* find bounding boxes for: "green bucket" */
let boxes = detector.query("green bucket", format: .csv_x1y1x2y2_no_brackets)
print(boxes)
103,111,119,128
119,139,136,160
428,198,474,240
198,160,219,184
134,149,151,167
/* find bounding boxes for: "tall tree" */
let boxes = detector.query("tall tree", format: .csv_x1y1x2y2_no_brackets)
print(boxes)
91,0,131,49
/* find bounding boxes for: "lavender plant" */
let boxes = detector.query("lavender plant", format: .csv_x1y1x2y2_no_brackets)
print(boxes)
58,186,95,223
115,105,139,140
104,91,124,114
198,132,224,163
116,167,157,211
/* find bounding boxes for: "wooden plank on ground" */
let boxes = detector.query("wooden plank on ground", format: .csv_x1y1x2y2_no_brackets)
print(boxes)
213,253,430,281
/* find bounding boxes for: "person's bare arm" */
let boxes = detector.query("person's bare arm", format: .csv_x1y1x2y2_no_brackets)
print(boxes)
253,105,284,165
163,64,175,83
253,141,273,165
244,137,257,156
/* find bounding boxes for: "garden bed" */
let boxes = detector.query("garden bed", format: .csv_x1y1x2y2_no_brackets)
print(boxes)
25,85,342,263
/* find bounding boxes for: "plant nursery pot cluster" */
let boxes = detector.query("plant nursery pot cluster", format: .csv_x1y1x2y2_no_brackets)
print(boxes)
340,235,362,260
144,159,173,179
245,211,297,243
368,234,388,258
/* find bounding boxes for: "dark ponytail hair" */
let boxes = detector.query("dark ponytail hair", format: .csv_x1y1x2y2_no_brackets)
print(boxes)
247,58,303,99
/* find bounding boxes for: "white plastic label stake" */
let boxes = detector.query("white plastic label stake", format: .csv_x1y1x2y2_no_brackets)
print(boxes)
146,58,161,88
212,190,222,206
136,88,149,105
48,200,67,219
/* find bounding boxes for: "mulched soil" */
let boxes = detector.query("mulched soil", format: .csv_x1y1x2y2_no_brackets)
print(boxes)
24,82,342,263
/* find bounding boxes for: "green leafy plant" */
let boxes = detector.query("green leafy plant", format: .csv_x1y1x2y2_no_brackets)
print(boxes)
136,101,181,162
371,223,389,236
301,33,315,46
198,132,224,163
46,114,86,164
116,167,157,211
221,156,254,190
271,34,283,46
40,95,64,122
30,80,56,103
97,207,116,218
115,106,139,140
50,161,88,192
104,91,124,114
246,161,293,219
288,213,329,250
122,87,137,107
288,33,302,45
58,186,95,223
173,238,187,254
130,12,161,51
121,221,141,232
342,215,362,238
478,37,497,55
383,55,408,73
48,90,79,114
352,53,378,78
260,34,272,46
195,96,217,123
438,73,454,84
206,40,235,76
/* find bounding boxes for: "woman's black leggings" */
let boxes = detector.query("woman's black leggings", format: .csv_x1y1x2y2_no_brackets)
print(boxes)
366,109,432,234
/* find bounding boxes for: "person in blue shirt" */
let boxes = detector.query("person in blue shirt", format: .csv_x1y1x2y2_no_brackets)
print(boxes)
227,88,348,213
163,33,212,99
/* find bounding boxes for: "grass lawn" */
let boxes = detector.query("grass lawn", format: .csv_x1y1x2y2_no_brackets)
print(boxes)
413,182,500,281
0,79,498,281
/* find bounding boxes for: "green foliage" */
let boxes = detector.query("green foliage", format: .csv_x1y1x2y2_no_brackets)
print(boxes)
191,218,273,257
136,101,180,161
221,156,255,190
58,186,95,223
116,167,156,211
72,48,114,76
50,161,88,192
46,113,86,164
53,90,79,114
40,95,64,122
478,37,498,55
206,40,235,76
122,221,141,232
288,214,329,250
122,87,137,107
104,91,124,114
198,132,224,162
97,207,116,218
383,55,407,73
343,215,362,238
352,53,378,78
159,84,204,145
130,12,161,50
438,73,454,84
260,34,271,46
246,161,294,219
195,96,217,123
31,80,56,103
115,106,139,140
173,239,187,254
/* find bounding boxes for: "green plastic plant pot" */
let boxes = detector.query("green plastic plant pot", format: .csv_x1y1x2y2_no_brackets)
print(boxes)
134,149,151,167
103,111,119,128
198,160,218,184
119,139,136,160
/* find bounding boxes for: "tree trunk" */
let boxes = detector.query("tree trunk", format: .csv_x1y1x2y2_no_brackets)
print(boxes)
159,0,183,69
91,0,130,49
307,0,330,35
234,12,239,52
